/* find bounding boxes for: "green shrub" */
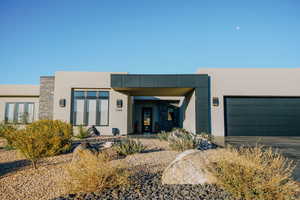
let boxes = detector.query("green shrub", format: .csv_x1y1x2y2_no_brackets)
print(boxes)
62,151,130,193
74,125,89,139
208,146,300,200
113,139,146,156
0,122,17,148
10,120,73,169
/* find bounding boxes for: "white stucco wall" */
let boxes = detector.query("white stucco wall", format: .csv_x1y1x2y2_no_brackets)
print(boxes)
53,71,129,135
198,68,300,136
182,90,196,133
0,85,40,122
0,85,39,97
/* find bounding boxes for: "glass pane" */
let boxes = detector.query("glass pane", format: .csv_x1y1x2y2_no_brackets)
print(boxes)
75,99,85,125
17,103,25,123
99,91,109,98
87,99,97,125
99,99,108,125
74,91,85,98
87,91,97,98
27,103,34,123
6,103,15,123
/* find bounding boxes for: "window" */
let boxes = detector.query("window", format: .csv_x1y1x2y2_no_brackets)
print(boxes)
167,107,174,121
5,102,35,123
72,90,109,126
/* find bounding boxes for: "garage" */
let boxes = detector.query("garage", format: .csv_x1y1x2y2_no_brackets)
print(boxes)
224,97,300,136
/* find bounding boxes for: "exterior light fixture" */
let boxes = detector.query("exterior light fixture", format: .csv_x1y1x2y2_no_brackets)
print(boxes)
59,99,66,107
212,97,219,107
117,99,123,108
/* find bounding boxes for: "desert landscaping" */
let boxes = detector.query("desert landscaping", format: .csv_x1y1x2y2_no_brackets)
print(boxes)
1,120,299,200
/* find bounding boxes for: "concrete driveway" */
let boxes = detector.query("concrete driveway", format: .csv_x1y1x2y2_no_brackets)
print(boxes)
225,136,300,182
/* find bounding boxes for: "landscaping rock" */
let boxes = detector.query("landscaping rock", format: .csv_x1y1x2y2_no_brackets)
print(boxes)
161,149,218,184
102,141,113,148
52,171,234,200
196,138,218,151
72,142,98,163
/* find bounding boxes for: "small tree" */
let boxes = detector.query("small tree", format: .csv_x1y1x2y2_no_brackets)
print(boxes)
10,120,73,169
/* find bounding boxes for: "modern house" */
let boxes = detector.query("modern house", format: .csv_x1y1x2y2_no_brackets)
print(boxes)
0,68,300,137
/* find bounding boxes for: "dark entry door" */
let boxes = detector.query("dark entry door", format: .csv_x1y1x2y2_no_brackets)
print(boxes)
224,97,300,136
142,107,152,133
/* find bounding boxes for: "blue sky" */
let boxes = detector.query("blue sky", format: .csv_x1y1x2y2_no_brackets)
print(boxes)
0,0,300,84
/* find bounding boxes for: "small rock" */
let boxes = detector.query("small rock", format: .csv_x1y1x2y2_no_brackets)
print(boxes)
72,142,98,163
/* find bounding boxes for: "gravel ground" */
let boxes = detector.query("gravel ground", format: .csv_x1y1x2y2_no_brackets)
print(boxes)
53,170,234,200
0,138,178,200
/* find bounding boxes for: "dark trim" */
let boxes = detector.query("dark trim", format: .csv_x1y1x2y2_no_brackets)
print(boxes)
70,90,110,127
111,74,211,134
223,97,229,137
4,102,35,124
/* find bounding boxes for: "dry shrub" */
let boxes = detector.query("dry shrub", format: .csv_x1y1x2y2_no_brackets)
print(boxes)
8,120,72,169
168,133,198,151
208,146,300,200
0,122,17,148
63,151,130,193
74,125,89,139
26,120,73,155
113,139,146,156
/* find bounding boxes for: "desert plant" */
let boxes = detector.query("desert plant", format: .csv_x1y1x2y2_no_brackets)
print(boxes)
208,145,300,200
9,120,73,169
0,122,17,148
168,133,199,151
62,151,129,193
157,131,169,141
74,125,89,139
113,139,146,156
26,120,73,155
157,128,190,141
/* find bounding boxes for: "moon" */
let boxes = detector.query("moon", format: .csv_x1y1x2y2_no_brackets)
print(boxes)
235,26,241,30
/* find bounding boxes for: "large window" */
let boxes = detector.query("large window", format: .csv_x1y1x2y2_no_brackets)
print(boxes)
5,102,35,124
72,90,109,126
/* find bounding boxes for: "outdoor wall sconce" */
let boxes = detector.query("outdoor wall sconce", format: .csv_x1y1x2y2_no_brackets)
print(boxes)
117,99,123,108
212,97,219,107
59,99,66,107
112,128,120,136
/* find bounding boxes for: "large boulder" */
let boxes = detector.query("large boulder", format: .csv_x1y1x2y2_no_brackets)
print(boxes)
161,149,218,185
72,142,98,163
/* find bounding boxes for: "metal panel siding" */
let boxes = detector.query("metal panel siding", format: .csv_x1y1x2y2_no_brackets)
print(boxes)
195,87,210,133
123,75,140,87
156,75,179,87
111,74,211,134
225,97,300,136
110,75,123,88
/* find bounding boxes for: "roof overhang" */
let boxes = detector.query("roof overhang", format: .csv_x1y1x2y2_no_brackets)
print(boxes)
111,74,209,96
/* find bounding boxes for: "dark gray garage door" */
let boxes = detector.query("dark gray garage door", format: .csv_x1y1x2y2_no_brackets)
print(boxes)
224,97,300,136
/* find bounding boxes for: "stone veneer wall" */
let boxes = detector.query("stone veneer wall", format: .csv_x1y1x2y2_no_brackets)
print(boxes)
39,76,55,120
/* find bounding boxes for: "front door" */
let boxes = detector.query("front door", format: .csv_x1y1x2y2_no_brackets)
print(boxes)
142,107,152,133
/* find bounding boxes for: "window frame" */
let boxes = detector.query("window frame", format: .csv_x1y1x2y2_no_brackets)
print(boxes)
71,90,110,126
4,102,35,124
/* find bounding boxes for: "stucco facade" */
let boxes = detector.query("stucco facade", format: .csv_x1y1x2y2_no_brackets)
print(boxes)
0,85,40,123
198,68,300,136
1,68,299,137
